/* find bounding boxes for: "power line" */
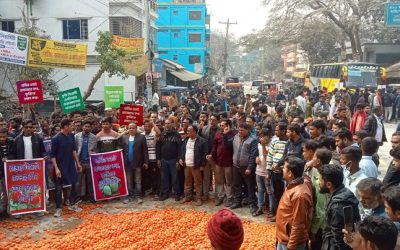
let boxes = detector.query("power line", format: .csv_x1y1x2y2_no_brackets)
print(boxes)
219,18,237,82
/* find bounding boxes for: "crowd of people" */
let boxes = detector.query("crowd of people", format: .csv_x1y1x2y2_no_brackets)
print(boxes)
0,85,400,250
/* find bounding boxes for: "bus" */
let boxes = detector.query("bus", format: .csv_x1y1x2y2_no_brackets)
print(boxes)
310,62,385,92
292,71,311,88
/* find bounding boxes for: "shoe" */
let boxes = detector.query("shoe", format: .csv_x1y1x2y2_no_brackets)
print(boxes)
64,200,70,206
159,195,169,201
268,215,276,222
137,198,143,204
201,196,209,202
215,198,224,206
195,200,202,206
54,208,62,218
229,203,242,210
225,198,234,207
175,196,182,202
123,198,131,204
251,208,262,217
153,195,160,201
68,204,82,213
180,197,192,204
267,212,275,218
241,198,249,206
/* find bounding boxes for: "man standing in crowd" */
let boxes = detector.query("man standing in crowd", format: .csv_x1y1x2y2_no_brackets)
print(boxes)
319,164,360,250
96,117,119,153
0,128,12,218
359,137,379,178
120,123,148,204
51,119,83,217
230,123,258,214
157,119,182,201
340,146,368,196
143,120,160,200
350,103,367,134
201,114,219,201
363,106,387,146
209,119,236,206
75,120,97,202
276,157,313,250
179,125,207,206
356,178,387,218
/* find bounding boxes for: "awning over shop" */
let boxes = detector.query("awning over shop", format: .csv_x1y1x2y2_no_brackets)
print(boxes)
388,62,400,78
169,69,203,81
160,58,203,82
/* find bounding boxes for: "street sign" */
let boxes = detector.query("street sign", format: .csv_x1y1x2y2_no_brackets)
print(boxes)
386,3,400,27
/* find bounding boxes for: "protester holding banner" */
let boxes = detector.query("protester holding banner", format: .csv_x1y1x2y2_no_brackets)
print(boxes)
96,117,120,153
120,123,148,204
51,119,83,217
0,128,12,218
75,120,97,202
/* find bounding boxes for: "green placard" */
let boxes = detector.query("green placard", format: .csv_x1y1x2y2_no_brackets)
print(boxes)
104,86,124,108
58,87,84,113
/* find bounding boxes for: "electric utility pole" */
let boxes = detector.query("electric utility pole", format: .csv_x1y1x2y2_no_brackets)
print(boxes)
219,18,237,83
145,0,153,108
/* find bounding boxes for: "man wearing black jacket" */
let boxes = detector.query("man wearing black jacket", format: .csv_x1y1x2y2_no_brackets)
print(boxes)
9,119,46,160
276,124,305,169
319,164,360,250
363,106,387,146
178,125,208,206
157,119,182,201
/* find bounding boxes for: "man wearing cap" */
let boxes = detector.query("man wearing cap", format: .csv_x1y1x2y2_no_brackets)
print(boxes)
207,208,244,250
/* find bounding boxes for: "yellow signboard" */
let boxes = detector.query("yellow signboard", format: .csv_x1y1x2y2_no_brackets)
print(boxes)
112,36,144,57
28,37,87,69
124,55,149,77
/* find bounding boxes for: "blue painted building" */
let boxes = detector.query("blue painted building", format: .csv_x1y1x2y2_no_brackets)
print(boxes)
156,0,210,76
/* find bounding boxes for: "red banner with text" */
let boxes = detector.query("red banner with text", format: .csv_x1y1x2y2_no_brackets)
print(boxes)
5,159,46,215
16,79,43,104
119,104,144,126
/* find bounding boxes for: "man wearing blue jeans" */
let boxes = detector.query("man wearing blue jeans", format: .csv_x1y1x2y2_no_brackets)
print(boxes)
157,119,182,201
120,123,148,204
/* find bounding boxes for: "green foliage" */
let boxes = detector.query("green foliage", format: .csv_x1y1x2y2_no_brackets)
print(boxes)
95,31,127,78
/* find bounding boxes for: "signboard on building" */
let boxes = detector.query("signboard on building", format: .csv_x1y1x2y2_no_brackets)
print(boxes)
104,86,124,108
124,55,149,77
112,36,144,57
58,87,85,114
5,159,46,215
119,104,144,126
28,37,87,69
16,79,43,104
0,30,29,66
386,3,400,27
152,59,163,79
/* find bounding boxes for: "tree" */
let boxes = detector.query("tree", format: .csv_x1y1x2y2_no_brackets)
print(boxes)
82,31,127,101
263,0,389,60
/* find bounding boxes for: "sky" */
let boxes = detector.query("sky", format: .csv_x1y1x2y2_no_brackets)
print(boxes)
206,0,270,38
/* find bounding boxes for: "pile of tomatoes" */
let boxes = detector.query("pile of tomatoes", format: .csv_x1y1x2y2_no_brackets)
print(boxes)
0,206,276,249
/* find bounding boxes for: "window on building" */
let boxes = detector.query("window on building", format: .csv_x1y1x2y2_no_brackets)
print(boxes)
159,51,168,54
173,55,178,61
1,21,15,33
62,19,88,40
189,33,201,43
110,17,142,38
189,55,201,64
189,11,202,20
174,33,179,38
173,10,179,16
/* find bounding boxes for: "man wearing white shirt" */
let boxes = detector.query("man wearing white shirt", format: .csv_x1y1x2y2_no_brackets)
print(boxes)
178,125,208,206
295,92,306,113
359,137,379,178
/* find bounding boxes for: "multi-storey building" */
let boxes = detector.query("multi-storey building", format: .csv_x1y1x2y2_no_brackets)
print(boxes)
156,0,209,76
0,0,158,101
